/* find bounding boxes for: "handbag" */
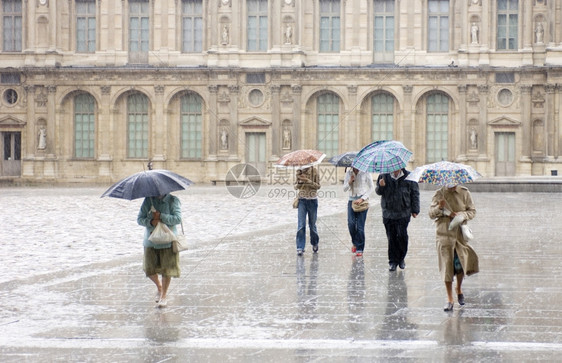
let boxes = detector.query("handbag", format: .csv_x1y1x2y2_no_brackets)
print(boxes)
461,224,474,241
351,200,369,212
173,221,189,253
149,222,176,244
292,198,299,209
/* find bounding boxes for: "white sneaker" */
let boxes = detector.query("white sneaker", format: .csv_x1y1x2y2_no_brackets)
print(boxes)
155,291,161,302
157,297,168,308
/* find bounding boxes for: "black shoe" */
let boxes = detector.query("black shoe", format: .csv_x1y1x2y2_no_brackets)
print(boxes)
389,263,397,271
312,244,318,253
444,302,454,312
297,249,304,256
458,294,465,306
399,261,406,269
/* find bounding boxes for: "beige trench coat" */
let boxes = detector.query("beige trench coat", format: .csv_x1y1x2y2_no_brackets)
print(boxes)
428,186,479,282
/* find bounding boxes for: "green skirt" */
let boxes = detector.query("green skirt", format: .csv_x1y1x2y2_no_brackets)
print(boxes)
143,246,180,278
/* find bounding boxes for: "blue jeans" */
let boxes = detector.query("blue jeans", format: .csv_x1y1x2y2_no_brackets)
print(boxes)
347,200,368,252
296,198,319,250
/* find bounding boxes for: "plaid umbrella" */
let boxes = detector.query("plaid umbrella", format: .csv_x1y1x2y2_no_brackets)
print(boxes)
328,151,358,167
274,149,326,169
405,161,482,187
352,140,412,173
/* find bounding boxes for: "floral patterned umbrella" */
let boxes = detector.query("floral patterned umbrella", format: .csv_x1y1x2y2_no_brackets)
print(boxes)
405,161,482,187
274,149,326,169
352,140,412,173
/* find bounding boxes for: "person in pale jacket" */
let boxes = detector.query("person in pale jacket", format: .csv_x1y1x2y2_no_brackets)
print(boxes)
343,167,374,256
428,185,479,312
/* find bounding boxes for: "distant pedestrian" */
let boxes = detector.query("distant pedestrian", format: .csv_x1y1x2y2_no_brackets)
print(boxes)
343,167,374,256
294,166,321,255
375,168,420,271
137,194,182,308
429,185,479,312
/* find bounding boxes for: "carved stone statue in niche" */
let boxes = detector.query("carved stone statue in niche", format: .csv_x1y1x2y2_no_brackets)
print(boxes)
282,127,291,149
220,128,229,150
469,128,478,150
38,126,47,150
535,22,544,44
221,25,229,45
284,24,293,45
471,23,479,44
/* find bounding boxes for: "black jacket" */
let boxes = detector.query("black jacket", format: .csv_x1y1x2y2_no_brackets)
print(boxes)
375,169,420,219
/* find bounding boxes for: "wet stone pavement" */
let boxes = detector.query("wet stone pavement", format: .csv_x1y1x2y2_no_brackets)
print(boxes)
1,188,562,362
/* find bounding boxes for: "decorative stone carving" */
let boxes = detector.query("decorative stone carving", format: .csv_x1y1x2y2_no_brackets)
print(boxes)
38,126,47,150
221,25,229,45
282,126,292,149
535,22,544,44
469,128,478,150
471,23,479,44
220,127,229,150
36,91,48,108
284,24,293,45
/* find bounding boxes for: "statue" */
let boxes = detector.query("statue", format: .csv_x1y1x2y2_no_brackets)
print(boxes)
283,127,291,149
221,25,229,45
471,23,479,44
535,22,544,44
469,128,478,150
38,126,47,150
220,128,228,150
284,24,293,45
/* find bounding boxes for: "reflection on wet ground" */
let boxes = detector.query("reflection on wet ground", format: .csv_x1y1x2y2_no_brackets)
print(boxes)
1,191,562,361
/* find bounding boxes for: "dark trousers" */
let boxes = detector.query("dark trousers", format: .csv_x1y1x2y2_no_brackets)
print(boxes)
347,201,368,252
383,216,411,264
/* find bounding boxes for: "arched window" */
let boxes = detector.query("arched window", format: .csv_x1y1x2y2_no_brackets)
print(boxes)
317,93,339,157
426,93,449,162
74,93,96,158
180,93,202,159
371,93,394,141
127,93,149,158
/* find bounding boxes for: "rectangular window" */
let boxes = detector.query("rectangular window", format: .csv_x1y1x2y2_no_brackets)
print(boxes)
74,94,96,158
497,0,518,50
181,94,202,159
246,73,266,84
127,94,149,158
1,73,20,84
373,0,394,63
495,72,515,83
426,93,449,163
182,0,203,52
371,93,394,141
76,0,96,53
317,93,339,157
428,0,449,52
2,0,22,52
247,0,268,51
129,0,149,63
320,0,340,52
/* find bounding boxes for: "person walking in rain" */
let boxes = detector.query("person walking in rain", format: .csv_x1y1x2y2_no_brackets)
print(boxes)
294,166,321,256
375,168,420,271
429,184,479,312
137,194,182,307
343,167,374,256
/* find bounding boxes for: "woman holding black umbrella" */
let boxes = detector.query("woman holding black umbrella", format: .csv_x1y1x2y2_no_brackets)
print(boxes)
137,194,182,308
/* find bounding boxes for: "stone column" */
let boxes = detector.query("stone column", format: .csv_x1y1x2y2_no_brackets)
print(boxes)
346,85,358,150
291,84,302,150
520,85,532,159
270,84,281,160
477,85,489,156
98,86,112,161
402,85,413,156
545,84,556,157
457,84,468,158
153,85,166,161
208,85,218,159
24,86,36,158
228,85,239,159
47,85,57,157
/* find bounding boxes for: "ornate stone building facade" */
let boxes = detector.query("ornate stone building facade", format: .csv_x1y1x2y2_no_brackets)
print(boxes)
1,0,561,182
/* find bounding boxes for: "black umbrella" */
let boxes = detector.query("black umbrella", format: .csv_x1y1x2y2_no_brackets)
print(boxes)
101,169,194,200
328,151,358,167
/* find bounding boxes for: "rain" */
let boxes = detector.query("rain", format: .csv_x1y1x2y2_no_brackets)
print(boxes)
1,183,561,361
